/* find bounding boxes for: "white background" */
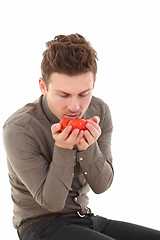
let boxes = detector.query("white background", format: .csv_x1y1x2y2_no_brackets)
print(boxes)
0,0,160,239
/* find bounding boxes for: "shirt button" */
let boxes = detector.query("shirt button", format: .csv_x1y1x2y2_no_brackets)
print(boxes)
74,197,78,202
79,157,83,161
84,172,87,175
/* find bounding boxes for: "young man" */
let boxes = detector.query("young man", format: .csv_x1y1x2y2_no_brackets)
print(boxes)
3,33,160,239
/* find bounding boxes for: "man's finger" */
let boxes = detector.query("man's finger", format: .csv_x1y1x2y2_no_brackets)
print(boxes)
75,130,84,144
88,116,100,124
67,128,80,143
58,125,72,141
51,123,61,134
86,119,100,132
93,116,100,124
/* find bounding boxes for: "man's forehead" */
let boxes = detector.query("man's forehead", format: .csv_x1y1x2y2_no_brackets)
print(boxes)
48,72,95,93
50,71,94,80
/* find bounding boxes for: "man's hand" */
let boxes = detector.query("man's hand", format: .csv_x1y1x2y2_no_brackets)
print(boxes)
77,116,101,151
51,116,101,151
51,123,84,150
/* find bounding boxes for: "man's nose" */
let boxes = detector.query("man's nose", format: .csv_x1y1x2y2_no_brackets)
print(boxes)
67,98,80,112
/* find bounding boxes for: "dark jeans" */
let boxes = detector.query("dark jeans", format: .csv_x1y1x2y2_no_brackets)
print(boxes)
18,214,160,240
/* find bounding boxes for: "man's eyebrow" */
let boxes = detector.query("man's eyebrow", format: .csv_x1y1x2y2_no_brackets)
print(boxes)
80,88,92,94
55,88,92,95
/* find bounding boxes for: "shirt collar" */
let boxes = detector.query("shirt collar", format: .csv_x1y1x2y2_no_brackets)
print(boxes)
42,95,60,124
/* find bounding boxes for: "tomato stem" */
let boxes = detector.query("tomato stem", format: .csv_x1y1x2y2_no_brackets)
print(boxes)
76,113,81,119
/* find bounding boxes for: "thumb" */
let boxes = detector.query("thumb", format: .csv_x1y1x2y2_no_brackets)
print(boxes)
90,116,100,124
51,123,61,134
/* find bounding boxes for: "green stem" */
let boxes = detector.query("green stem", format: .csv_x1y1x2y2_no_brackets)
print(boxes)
76,113,81,119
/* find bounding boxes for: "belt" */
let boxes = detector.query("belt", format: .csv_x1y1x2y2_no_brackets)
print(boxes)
18,209,93,237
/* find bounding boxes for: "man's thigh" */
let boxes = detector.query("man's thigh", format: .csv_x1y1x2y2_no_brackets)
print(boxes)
20,216,115,240
52,223,115,240
91,215,160,240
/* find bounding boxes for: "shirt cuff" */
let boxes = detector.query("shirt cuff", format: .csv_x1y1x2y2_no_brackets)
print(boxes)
76,142,103,166
52,145,77,167
50,145,77,190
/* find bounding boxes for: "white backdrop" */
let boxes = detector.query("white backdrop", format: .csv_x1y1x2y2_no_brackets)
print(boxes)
0,0,160,239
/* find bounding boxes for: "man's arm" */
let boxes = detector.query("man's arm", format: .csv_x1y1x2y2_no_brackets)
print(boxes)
3,123,76,212
76,104,114,194
51,103,114,195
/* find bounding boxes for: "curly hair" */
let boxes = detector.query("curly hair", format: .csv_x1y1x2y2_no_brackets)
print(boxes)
41,33,98,87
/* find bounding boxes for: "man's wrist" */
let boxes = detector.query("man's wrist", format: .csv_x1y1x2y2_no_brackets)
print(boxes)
55,141,74,150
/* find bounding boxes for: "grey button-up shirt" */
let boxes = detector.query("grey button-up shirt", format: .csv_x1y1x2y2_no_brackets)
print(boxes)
3,95,114,228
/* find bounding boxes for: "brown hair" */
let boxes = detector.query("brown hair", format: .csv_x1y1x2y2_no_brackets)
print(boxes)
41,33,98,87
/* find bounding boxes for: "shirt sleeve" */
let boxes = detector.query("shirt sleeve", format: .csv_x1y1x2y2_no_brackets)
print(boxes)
76,103,114,194
3,123,76,212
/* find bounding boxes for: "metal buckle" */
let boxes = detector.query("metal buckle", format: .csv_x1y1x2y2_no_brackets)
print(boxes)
77,211,86,217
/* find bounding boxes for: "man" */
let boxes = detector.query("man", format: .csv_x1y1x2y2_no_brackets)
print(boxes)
3,33,160,239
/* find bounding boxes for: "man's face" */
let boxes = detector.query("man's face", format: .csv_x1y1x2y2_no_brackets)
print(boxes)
39,72,95,120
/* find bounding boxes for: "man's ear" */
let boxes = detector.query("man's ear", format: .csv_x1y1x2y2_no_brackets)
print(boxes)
39,77,47,96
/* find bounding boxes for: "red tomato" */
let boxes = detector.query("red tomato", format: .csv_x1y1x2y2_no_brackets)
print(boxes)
60,118,87,131
60,118,71,131
69,119,87,131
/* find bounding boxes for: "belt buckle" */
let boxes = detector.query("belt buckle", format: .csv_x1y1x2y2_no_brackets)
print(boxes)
77,207,92,217
77,211,86,217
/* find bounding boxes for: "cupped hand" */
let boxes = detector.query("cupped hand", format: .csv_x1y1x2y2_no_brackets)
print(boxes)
77,116,101,151
51,123,84,150
51,116,101,151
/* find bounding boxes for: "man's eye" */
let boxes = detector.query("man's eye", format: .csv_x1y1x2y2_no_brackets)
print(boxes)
59,95,68,98
80,94,88,97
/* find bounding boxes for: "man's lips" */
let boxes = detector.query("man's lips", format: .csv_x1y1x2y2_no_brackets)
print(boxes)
65,114,80,119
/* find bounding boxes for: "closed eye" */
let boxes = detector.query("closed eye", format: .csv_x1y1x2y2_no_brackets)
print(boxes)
59,93,89,98
59,94,69,98
79,93,89,97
